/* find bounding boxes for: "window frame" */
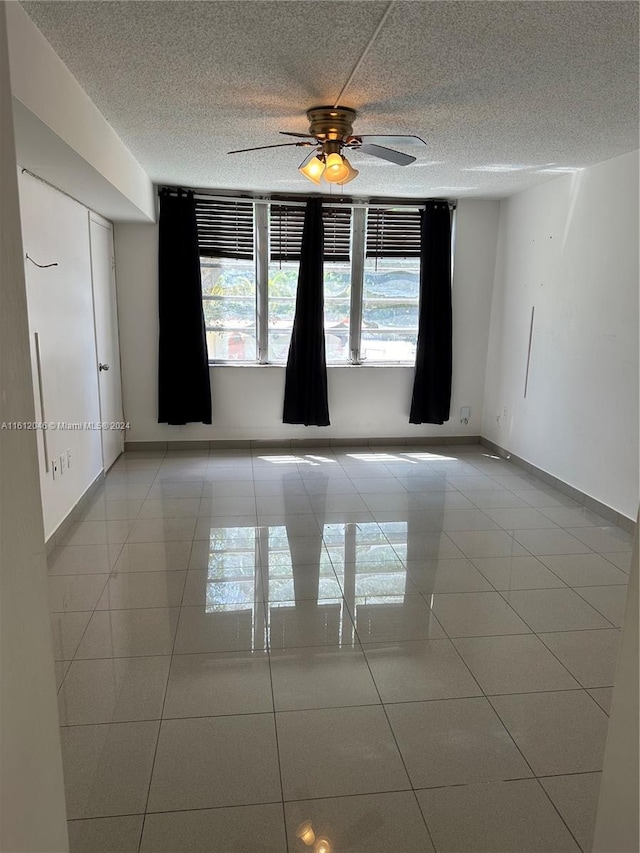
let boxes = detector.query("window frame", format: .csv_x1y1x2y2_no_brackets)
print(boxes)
200,197,456,366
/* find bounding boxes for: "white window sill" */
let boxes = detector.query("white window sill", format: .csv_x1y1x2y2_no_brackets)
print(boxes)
207,362,415,368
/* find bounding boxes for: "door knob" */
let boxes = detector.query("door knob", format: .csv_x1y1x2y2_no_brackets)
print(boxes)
99,363,110,371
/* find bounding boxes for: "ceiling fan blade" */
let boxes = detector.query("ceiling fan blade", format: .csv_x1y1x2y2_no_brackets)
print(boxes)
356,134,427,147
227,141,312,154
357,143,416,166
279,131,317,139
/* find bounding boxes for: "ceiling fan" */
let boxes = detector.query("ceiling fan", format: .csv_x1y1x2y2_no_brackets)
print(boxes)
228,106,427,186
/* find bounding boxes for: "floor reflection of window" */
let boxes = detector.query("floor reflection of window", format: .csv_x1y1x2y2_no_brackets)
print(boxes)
267,600,345,647
266,525,298,602
374,521,408,563
265,525,348,647
323,522,410,633
204,526,265,649
266,525,337,602
205,582,255,610
205,526,258,610
352,519,411,641
353,521,407,604
202,522,413,645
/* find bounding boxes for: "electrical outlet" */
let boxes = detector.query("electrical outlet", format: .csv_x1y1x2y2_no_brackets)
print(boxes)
460,406,471,424
60,453,67,474
502,405,509,420
52,458,60,480
67,449,72,469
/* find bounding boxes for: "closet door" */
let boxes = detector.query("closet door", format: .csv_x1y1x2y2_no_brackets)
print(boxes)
90,214,124,470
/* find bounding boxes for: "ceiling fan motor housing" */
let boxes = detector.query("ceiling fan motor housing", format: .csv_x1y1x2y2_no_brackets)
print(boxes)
307,106,357,142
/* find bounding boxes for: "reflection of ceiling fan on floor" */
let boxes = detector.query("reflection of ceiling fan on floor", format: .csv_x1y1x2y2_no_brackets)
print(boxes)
228,105,427,185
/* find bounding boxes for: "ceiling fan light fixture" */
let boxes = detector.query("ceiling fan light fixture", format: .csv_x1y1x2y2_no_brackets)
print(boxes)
324,152,350,183
299,154,326,184
230,105,426,187
337,156,359,185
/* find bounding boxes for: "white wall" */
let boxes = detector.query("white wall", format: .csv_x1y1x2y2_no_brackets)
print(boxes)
6,1,154,223
483,152,639,519
115,199,499,443
0,3,69,848
19,171,105,540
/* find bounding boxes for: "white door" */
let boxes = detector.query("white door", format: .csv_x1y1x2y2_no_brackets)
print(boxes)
90,214,124,470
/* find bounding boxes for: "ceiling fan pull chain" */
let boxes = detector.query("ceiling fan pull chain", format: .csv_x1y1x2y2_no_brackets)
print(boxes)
331,208,337,258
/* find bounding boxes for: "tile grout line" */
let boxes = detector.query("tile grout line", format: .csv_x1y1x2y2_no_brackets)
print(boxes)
135,452,184,853
265,622,290,850
54,546,126,692
570,585,621,628
56,681,613,731
63,764,607,823
255,457,290,852
354,621,440,852
55,616,619,666
483,691,587,851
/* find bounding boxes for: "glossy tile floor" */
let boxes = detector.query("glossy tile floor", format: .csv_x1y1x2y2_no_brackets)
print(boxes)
48,444,633,852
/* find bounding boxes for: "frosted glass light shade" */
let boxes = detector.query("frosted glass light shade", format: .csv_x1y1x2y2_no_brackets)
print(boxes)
337,156,359,185
299,156,325,184
324,152,350,183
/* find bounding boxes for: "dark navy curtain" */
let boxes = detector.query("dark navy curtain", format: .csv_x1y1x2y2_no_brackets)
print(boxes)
283,198,330,426
410,201,452,424
157,189,212,425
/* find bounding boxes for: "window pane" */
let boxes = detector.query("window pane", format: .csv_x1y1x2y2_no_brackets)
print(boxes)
268,262,298,362
362,257,420,363
201,258,256,361
324,261,351,363
267,261,352,363
205,330,257,361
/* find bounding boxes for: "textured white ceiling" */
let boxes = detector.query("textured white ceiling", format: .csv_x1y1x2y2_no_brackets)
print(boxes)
20,0,639,199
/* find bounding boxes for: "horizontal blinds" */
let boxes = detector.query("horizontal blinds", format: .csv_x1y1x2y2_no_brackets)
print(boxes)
192,197,423,261
269,205,304,262
365,208,422,258
323,207,352,262
270,204,352,262
195,199,254,260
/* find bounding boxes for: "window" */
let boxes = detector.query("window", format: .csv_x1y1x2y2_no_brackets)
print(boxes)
268,204,352,363
197,199,256,362
268,204,301,362
324,258,352,362
198,197,451,365
201,258,257,361
363,208,422,362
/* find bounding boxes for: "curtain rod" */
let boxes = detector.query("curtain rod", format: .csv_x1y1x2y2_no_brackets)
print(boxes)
158,186,456,211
